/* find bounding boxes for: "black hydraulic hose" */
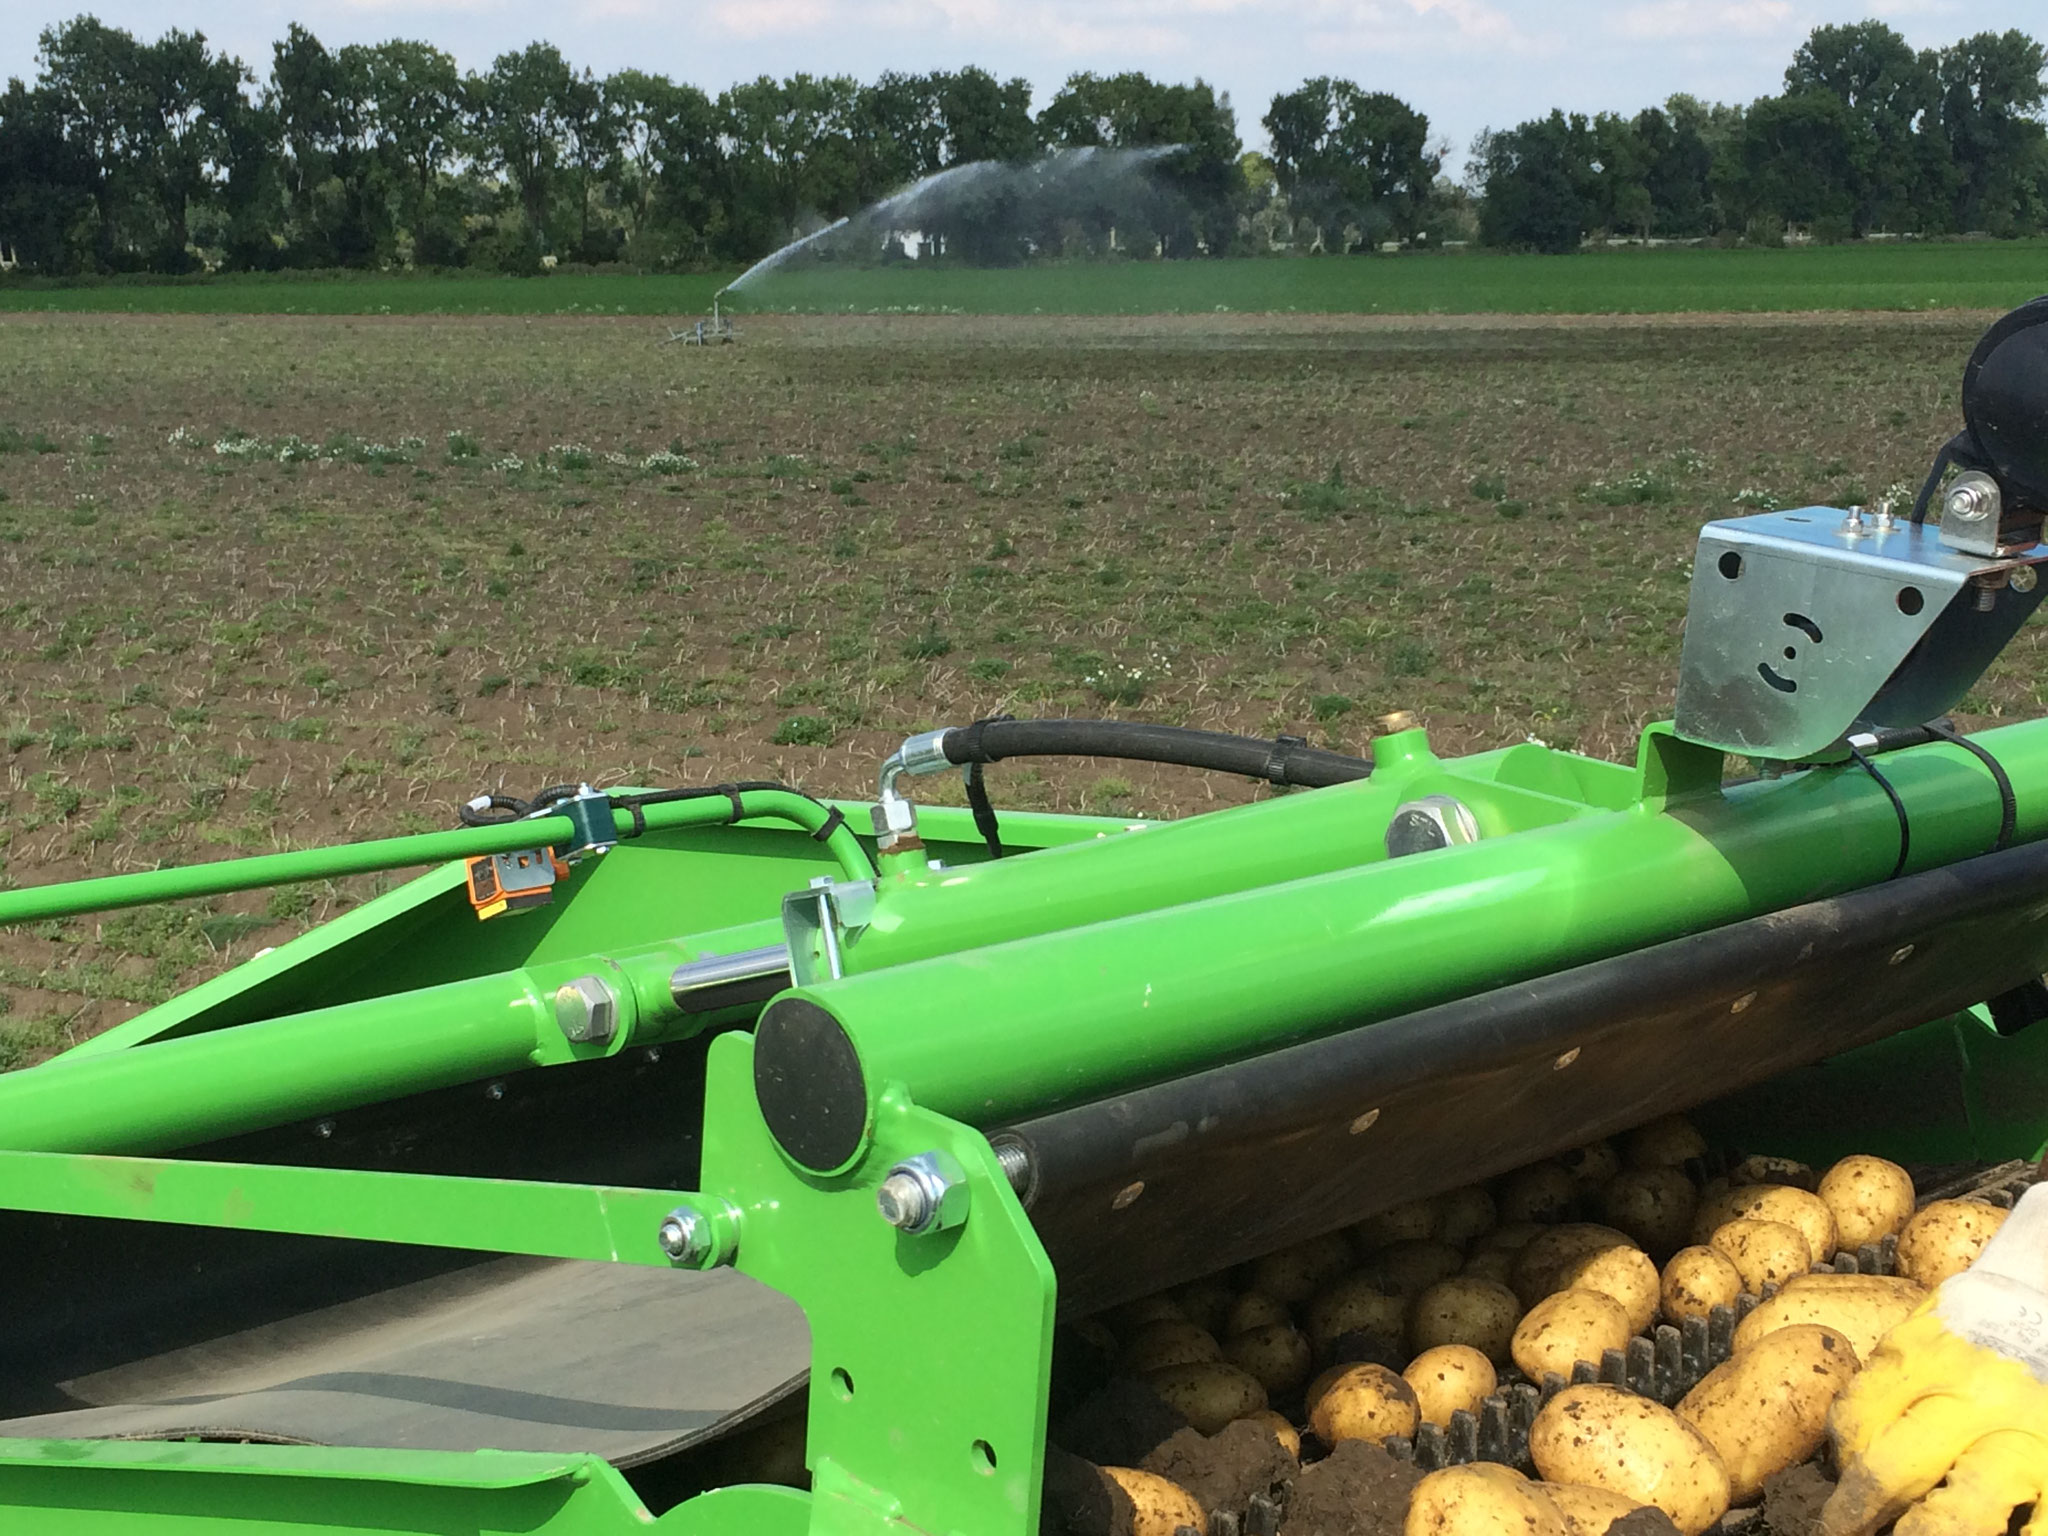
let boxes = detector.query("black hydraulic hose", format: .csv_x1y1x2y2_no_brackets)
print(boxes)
940,718,1371,788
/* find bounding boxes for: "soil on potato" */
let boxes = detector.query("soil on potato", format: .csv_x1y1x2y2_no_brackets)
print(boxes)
1278,1440,1420,1536
1141,1421,1297,1523
0,310,2018,1060
1758,1460,1837,1536
1604,1508,1681,1535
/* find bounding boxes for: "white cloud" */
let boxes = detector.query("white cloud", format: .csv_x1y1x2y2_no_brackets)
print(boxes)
1619,0,1796,40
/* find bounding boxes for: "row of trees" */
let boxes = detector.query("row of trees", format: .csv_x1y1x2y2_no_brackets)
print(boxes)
0,14,2043,274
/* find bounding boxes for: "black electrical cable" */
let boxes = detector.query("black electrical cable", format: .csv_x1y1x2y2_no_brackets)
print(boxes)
963,760,1005,859
1848,744,1911,880
1924,721,2018,853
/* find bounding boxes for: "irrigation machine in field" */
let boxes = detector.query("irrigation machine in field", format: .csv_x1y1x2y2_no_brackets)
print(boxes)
3,302,2048,1535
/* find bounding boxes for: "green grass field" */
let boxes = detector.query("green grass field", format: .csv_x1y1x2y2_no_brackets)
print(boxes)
2,241,2043,316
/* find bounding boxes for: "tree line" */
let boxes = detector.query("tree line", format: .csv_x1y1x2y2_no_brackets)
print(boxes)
0,14,2041,276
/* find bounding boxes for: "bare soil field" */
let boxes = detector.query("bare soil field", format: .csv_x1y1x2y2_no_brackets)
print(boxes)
0,308,2033,1059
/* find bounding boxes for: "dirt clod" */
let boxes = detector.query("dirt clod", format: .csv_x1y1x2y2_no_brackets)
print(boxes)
1603,1508,1681,1535
1142,1420,1297,1523
1042,1447,1128,1536
1759,1460,1836,1536
1054,1377,1191,1470
1278,1439,1420,1536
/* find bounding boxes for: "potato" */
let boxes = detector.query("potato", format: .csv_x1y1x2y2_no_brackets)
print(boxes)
1553,1244,1660,1335
1475,1221,1548,1253
1728,1154,1816,1191
1530,1383,1732,1535
1731,1271,1927,1359
1435,1185,1498,1250
1251,1232,1355,1304
1622,1114,1708,1170
1242,1408,1301,1459
1144,1361,1268,1435
1898,1199,2010,1289
1541,1483,1648,1536
1101,1467,1208,1536
1405,1464,1566,1536
1308,1362,1420,1445
1119,1320,1222,1374
1112,1293,1186,1333
1410,1276,1523,1363
1510,1288,1632,1381
1498,1161,1579,1224
1403,1344,1497,1426
1558,1140,1621,1191
1708,1218,1812,1294
1225,1290,1292,1337
1353,1197,1441,1251
1660,1246,1743,1324
1461,1248,1517,1286
1601,1166,1700,1259
1817,1155,1915,1253
1174,1277,1237,1336
1366,1239,1466,1298
1306,1274,1407,1354
1678,1323,1858,1503
1723,1186,1839,1265
1512,1224,1636,1306
1223,1322,1312,1396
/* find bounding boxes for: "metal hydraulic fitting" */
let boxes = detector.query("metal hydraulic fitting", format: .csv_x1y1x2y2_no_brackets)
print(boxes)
1385,795,1481,858
553,974,618,1044
874,728,953,846
875,1149,970,1236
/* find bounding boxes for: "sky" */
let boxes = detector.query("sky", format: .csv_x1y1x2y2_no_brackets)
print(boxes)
3,0,2037,174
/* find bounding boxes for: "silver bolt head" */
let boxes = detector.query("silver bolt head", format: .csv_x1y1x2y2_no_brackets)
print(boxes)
876,1150,970,1235
1945,474,2000,525
554,974,618,1044
876,1171,931,1231
657,1207,706,1262
1385,795,1482,859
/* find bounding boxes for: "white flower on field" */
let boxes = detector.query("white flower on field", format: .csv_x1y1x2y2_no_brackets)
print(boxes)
274,436,319,463
642,450,697,473
493,454,525,473
604,451,631,467
167,426,199,447
213,434,264,459
1732,487,1780,510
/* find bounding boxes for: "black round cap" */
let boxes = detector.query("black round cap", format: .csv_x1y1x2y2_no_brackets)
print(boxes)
1963,295,2048,507
754,997,870,1173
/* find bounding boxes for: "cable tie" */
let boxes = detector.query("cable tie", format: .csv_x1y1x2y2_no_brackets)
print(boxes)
811,805,847,844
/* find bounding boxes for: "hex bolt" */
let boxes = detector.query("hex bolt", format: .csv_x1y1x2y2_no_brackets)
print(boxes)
657,1208,708,1264
554,974,619,1044
876,1150,970,1236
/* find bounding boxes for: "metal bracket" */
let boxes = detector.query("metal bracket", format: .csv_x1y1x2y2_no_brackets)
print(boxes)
781,878,877,985
1674,507,2048,760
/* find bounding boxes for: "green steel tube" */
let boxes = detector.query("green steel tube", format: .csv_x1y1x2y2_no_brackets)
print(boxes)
0,789,870,927
771,721,2048,1138
0,970,551,1154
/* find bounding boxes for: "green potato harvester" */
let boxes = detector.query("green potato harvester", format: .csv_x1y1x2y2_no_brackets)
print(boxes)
4,303,2048,1535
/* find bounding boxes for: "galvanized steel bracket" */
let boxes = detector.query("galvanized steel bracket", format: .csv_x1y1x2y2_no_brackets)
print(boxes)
1674,507,2048,760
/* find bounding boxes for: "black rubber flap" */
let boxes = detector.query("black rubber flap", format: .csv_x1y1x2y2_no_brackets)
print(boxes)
753,997,869,1172
1008,837,2048,1317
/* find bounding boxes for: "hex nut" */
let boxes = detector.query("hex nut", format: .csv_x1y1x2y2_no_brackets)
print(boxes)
554,974,618,1044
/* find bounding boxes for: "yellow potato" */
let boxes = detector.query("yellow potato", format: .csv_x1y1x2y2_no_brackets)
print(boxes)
1559,1140,1621,1191
1660,1246,1743,1324
1460,1248,1517,1286
1497,1161,1579,1224
1144,1361,1268,1436
1541,1483,1648,1536
1434,1185,1498,1250
1724,1186,1839,1266
1225,1290,1293,1337
1708,1218,1812,1294
1530,1383,1732,1535
1678,1324,1858,1503
1405,1464,1566,1536
1242,1408,1301,1459
1366,1239,1466,1298
1174,1277,1237,1336
1475,1220,1548,1253
1112,1294,1186,1333
1817,1155,1915,1253
1307,1362,1420,1445
1223,1322,1312,1396
1728,1154,1816,1191
1512,1224,1636,1307
1409,1276,1523,1363
1621,1114,1708,1170
1119,1320,1222,1374
1250,1232,1355,1305
1305,1274,1407,1354
1600,1166,1700,1260
1101,1467,1208,1536
1898,1199,2010,1289
1353,1197,1442,1251
1510,1288,1632,1381
1731,1271,1927,1360
1402,1344,1497,1426
1552,1245,1659,1335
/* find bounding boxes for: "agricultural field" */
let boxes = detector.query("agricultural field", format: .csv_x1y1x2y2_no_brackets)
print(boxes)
1,239,2045,317
0,304,2038,1063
